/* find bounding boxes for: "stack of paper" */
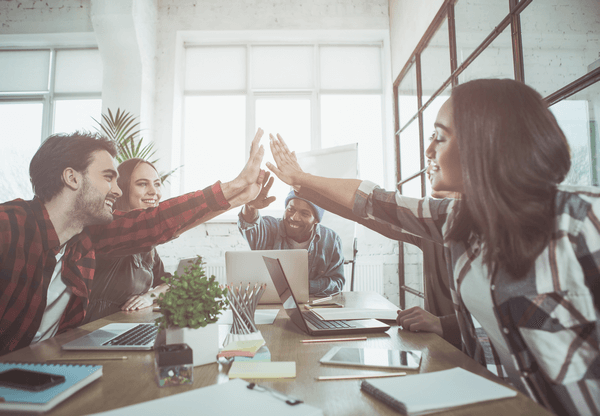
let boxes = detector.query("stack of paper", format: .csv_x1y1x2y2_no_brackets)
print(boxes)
310,308,399,321
361,367,517,415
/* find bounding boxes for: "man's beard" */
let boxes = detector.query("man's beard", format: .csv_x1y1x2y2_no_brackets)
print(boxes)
74,177,114,226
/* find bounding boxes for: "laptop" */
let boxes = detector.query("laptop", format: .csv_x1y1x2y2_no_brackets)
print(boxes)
225,250,309,304
262,256,390,336
62,323,158,351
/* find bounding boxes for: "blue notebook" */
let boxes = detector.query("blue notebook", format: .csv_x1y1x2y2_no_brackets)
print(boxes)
0,362,102,413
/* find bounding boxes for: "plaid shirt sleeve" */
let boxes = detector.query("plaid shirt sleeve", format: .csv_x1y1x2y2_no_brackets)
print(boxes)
89,182,230,256
353,180,453,244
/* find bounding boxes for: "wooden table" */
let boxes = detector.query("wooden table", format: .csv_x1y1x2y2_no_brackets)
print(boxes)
0,292,551,415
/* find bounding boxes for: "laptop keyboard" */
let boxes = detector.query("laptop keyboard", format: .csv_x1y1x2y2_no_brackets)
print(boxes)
102,324,158,346
303,311,352,329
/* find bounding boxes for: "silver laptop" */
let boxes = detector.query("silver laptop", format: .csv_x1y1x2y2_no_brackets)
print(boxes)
62,323,158,351
225,250,310,304
262,256,389,336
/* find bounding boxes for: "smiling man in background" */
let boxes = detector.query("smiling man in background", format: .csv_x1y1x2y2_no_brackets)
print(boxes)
238,172,345,296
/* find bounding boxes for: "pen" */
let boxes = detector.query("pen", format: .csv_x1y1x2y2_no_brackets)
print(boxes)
47,356,128,361
301,337,367,343
312,292,341,304
316,372,406,381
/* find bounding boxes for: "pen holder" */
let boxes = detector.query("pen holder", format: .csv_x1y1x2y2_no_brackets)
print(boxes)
155,343,193,387
223,283,267,347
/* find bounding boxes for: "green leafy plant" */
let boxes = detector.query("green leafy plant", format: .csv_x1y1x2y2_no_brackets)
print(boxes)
93,108,179,183
154,256,229,330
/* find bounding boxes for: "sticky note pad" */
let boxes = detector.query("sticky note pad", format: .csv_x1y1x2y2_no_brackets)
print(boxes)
218,339,266,358
228,361,296,379
234,346,271,362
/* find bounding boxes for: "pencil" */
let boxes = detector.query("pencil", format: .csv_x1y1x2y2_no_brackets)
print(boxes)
301,337,367,343
47,356,128,362
317,372,406,381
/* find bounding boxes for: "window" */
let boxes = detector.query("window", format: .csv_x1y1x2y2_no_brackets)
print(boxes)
393,0,600,309
181,42,386,219
0,48,103,202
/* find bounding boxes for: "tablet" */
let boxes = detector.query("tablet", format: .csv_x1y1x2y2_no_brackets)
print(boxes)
319,347,422,370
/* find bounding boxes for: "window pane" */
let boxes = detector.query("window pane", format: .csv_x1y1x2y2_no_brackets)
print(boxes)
256,98,311,212
397,62,418,129
252,46,313,89
421,18,450,97
321,95,384,185
422,90,451,196
454,0,509,67
521,0,600,97
53,99,102,134
55,49,103,93
185,46,246,91
458,24,514,83
0,102,43,202
552,81,600,186
399,121,421,198
182,96,246,194
0,50,50,92
320,46,381,90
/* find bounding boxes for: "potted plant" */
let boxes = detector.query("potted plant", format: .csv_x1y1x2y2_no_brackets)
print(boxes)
154,256,228,366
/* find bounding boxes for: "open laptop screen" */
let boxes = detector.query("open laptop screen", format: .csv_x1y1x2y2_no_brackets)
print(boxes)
262,256,310,333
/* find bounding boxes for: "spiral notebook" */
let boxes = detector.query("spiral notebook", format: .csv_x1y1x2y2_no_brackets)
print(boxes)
360,367,517,415
0,362,103,413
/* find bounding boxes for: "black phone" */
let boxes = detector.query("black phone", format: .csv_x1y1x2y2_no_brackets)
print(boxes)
0,369,66,391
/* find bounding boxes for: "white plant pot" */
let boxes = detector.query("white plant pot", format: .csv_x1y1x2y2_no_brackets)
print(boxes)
164,323,219,367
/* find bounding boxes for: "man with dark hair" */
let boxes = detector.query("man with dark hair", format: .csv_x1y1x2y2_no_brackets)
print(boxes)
238,173,345,296
0,129,266,355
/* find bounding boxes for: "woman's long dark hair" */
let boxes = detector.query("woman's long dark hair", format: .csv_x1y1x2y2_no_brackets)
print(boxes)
445,79,571,279
113,158,159,212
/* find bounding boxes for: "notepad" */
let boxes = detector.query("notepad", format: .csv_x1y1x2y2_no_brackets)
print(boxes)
360,367,517,415
228,361,296,379
89,378,322,416
0,362,102,413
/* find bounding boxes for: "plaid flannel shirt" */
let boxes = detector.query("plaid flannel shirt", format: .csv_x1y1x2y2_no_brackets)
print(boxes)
0,182,229,355
353,181,600,416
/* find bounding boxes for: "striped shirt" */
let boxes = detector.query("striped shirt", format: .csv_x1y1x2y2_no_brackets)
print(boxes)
0,183,229,355
353,181,600,416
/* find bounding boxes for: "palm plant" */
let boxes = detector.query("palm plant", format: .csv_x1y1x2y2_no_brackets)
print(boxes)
93,108,178,183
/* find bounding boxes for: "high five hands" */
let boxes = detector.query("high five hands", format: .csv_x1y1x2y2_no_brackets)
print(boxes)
266,133,306,189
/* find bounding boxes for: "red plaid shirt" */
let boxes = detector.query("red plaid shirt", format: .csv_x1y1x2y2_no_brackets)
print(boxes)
0,183,229,355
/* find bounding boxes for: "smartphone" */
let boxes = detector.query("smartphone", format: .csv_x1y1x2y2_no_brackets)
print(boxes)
0,369,66,391
320,347,422,370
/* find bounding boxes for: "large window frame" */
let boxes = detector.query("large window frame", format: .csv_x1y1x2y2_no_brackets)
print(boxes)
394,0,600,308
0,45,102,203
0,47,102,139
180,35,392,221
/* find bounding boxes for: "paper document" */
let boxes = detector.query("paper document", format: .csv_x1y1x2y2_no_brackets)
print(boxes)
310,308,399,321
218,308,279,325
90,378,322,416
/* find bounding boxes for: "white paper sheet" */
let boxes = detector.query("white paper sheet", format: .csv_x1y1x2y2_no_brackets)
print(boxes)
310,308,399,321
217,308,280,325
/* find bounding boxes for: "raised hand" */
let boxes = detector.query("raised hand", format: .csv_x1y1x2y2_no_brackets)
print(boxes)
266,133,305,188
221,128,265,202
246,171,276,210
237,128,265,187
